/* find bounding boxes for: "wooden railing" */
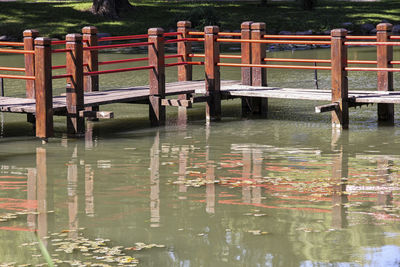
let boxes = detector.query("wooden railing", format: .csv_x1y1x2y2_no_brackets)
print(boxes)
0,21,399,138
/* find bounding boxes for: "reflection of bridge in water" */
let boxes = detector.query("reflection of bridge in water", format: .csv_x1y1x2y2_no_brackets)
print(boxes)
0,127,398,246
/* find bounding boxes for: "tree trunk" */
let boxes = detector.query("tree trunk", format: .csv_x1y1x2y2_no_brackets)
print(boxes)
300,0,315,10
92,0,132,19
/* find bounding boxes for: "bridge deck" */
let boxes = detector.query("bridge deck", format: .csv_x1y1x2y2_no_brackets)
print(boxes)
1,80,400,114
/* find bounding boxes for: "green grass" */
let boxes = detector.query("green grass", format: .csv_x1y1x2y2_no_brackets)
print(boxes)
1,0,400,39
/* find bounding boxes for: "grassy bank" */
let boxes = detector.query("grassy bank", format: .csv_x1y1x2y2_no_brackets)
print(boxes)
1,0,400,39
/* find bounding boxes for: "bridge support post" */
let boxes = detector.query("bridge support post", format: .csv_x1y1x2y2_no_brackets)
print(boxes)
177,21,192,125
34,38,53,139
330,29,349,130
66,34,85,136
24,30,39,124
148,28,166,126
250,22,268,116
204,26,221,122
241,21,253,115
377,23,394,124
82,26,99,120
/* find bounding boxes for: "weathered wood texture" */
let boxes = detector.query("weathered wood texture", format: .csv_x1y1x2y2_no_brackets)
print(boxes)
241,21,253,115
66,34,85,135
331,29,349,129
376,23,394,123
177,21,193,123
161,98,192,108
315,102,339,113
249,22,267,115
82,26,99,116
148,28,166,126
241,22,253,86
24,30,39,124
24,30,39,99
204,26,221,122
34,37,53,138
177,21,192,82
5,81,400,115
79,110,113,119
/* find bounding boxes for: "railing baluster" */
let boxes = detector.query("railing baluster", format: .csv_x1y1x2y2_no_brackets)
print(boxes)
331,29,349,129
377,23,394,124
34,37,53,139
148,28,166,126
66,34,85,136
204,26,221,122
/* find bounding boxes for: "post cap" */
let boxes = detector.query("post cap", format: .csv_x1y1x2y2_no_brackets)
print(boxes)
34,37,51,46
377,23,393,31
251,22,266,31
66,33,83,42
148,28,164,36
82,26,98,34
177,21,191,28
204,26,219,34
331,28,348,37
23,29,39,38
241,21,254,30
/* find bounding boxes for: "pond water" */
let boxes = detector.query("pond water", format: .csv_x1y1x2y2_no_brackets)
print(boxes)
0,47,400,266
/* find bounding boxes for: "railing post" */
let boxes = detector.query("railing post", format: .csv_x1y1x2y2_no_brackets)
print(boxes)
377,23,394,124
251,22,267,116
66,34,85,136
204,26,221,122
177,21,192,81
177,21,192,124
34,37,53,139
24,30,39,99
330,29,349,129
24,30,39,124
241,21,253,115
148,28,166,126
82,26,99,119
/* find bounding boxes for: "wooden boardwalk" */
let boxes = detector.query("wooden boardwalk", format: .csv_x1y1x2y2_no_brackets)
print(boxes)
2,80,400,115
2,21,400,138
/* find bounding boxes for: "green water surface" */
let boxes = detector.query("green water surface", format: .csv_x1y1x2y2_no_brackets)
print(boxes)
0,47,400,266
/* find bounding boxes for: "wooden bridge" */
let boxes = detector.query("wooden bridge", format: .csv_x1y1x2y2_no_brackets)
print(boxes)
1,21,400,139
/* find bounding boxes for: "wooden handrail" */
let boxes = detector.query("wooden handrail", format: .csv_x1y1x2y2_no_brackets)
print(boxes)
217,38,331,45
84,65,153,76
0,42,24,46
0,74,35,80
345,41,400,46
0,67,26,72
218,62,331,70
83,42,152,50
0,49,35,54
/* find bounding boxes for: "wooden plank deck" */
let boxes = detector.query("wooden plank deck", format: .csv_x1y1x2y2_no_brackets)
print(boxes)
0,81,205,114
219,84,400,104
1,80,400,114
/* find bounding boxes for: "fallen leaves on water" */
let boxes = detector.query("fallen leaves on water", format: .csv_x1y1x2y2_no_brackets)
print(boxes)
172,178,220,187
243,212,267,217
0,210,54,223
7,228,167,267
247,230,269,236
125,242,165,251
